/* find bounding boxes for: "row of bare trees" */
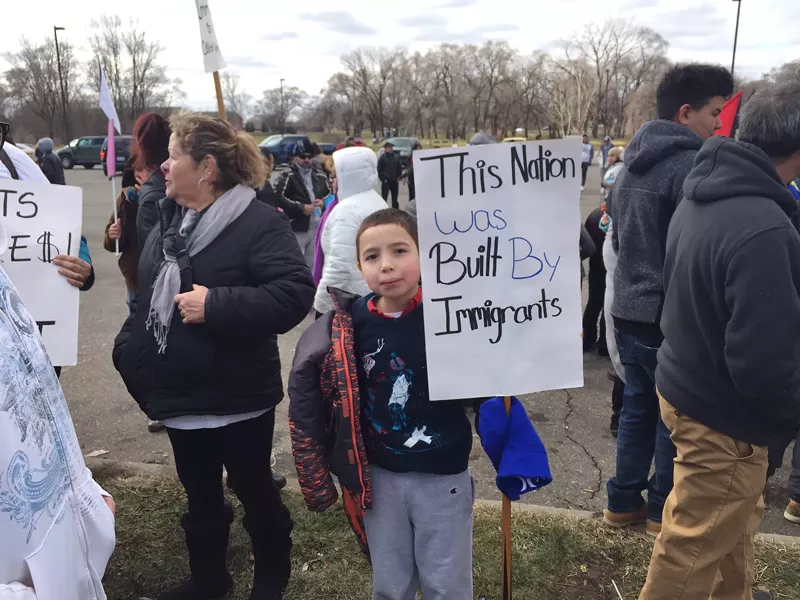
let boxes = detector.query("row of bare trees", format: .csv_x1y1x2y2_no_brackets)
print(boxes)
289,20,672,141
291,20,798,141
1,15,184,143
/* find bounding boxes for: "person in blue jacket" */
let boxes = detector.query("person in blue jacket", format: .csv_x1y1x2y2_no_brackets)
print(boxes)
791,178,800,201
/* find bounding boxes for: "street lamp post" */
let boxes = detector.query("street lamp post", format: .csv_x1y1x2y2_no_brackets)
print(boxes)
731,0,743,78
53,26,70,142
280,78,285,134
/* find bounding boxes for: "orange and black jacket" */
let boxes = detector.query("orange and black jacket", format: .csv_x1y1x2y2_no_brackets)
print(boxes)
288,289,372,557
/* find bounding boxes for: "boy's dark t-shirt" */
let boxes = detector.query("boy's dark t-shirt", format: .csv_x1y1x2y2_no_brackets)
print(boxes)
352,292,472,475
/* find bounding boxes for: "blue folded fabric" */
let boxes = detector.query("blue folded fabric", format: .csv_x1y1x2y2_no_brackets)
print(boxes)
479,396,553,500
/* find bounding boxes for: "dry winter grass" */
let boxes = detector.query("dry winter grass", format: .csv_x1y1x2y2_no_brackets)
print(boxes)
98,473,800,600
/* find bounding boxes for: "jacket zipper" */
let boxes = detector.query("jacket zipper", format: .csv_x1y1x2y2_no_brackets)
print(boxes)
338,314,367,509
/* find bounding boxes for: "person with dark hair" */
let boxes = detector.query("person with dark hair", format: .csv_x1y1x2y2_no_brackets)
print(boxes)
639,81,800,600
377,141,403,208
605,63,733,536
310,142,326,171
104,157,143,311
113,113,315,600
404,141,423,221
254,148,282,210
580,134,594,191
274,139,332,268
290,207,480,600
132,112,171,251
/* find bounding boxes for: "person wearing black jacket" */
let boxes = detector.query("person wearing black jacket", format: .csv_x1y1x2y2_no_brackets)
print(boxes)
37,137,66,184
582,207,607,355
377,141,403,208
131,113,171,252
274,140,331,268
113,113,315,600
640,82,800,600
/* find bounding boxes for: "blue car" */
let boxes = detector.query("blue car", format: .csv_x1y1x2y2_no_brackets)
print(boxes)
258,134,312,165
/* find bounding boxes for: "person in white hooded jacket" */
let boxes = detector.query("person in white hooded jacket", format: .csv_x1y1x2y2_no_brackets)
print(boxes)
0,131,116,600
313,146,388,314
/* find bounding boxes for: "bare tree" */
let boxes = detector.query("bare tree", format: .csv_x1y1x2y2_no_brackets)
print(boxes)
87,14,181,130
4,37,79,141
256,85,308,132
220,71,252,119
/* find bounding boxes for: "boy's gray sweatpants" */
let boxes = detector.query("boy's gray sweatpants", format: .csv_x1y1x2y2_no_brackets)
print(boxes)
364,465,474,600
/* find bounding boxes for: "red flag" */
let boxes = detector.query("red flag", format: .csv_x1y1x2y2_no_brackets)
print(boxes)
715,91,743,138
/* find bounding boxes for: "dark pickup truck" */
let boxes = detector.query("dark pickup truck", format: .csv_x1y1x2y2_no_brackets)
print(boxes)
57,136,106,169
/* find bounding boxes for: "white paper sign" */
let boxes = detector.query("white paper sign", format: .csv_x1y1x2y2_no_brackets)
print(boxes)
0,180,82,366
415,138,584,400
196,0,226,73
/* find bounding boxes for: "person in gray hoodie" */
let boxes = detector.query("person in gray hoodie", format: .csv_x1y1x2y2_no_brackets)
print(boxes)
604,63,733,535
641,81,800,600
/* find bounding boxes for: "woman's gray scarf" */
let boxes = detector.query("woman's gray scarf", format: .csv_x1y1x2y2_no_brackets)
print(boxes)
147,184,254,353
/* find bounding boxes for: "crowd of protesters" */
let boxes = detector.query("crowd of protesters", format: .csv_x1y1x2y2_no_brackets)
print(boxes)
2,61,800,600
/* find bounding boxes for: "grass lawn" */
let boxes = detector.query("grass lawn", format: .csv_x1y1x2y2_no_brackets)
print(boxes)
98,472,800,600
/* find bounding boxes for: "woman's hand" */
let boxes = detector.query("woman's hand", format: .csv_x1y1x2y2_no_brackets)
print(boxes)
53,255,92,288
107,219,122,241
175,284,209,324
600,213,610,227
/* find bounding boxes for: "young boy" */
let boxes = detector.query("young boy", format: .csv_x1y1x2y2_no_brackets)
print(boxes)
289,208,476,600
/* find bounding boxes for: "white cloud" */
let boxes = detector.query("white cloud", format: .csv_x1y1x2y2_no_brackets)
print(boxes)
0,0,796,110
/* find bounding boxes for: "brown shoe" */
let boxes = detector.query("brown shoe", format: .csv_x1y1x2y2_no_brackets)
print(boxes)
646,520,661,537
784,500,800,524
603,505,648,528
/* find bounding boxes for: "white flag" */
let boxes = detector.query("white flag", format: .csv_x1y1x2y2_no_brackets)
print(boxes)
99,66,121,135
196,0,226,73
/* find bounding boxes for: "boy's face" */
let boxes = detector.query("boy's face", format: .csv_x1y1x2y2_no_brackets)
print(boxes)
679,96,727,141
358,224,420,304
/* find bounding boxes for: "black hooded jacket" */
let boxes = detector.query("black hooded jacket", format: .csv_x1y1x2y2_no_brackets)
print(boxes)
657,137,800,445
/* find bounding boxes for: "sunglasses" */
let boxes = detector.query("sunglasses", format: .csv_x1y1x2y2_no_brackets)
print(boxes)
0,122,9,152
297,154,312,160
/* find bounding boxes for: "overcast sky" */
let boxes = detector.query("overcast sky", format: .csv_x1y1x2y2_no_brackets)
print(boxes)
2,0,798,111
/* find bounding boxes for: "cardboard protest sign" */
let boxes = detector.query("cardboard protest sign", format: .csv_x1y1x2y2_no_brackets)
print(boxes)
195,0,226,73
415,138,584,400
0,180,82,366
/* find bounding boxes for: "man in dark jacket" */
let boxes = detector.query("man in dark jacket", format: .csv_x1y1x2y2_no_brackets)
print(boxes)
377,141,403,208
274,140,331,267
37,137,66,185
605,64,733,534
639,82,800,600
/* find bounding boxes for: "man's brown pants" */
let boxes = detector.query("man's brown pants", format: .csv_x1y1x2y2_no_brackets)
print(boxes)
639,394,767,600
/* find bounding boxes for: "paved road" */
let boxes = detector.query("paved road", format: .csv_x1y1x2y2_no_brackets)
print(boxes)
59,165,799,536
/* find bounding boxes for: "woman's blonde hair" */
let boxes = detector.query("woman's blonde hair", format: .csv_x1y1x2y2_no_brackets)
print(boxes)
169,112,267,190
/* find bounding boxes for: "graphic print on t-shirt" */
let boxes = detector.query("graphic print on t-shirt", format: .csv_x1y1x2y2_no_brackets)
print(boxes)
361,341,440,452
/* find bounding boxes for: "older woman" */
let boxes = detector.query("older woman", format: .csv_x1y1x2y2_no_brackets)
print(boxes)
113,113,314,600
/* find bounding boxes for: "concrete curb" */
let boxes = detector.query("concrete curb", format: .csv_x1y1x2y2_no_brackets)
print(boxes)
87,458,800,545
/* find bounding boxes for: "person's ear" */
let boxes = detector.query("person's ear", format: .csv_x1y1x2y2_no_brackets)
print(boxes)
677,104,693,126
357,259,363,274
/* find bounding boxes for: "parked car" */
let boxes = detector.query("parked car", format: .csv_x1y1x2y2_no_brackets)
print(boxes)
101,135,132,176
258,134,312,164
13,143,36,160
318,143,337,155
57,136,107,169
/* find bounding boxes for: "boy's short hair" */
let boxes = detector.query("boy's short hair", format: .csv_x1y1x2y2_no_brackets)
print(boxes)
356,208,419,259
656,64,734,121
